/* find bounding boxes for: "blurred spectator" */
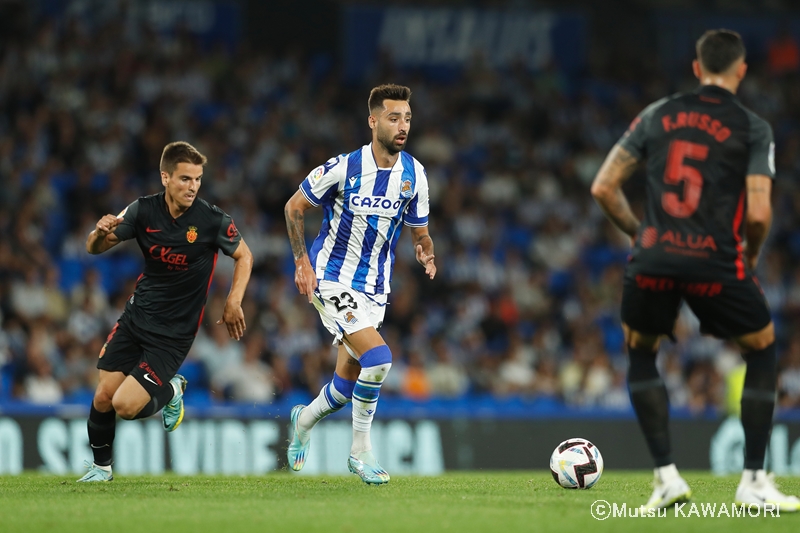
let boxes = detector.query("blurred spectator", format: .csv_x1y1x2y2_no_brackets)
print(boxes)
58,340,94,396
662,349,689,409
427,338,469,397
496,334,536,395
24,353,63,404
42,266,69,324
768,26,800,76
67,293,104,342
10,268,48,322
582,353,614,407
69,268,109,317
192,323,246,397
401,350,431,400
533,357,560,398
215,334,276,403
779,335,800,409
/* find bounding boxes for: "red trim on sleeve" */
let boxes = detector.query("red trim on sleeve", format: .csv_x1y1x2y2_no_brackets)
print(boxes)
195,251,219,334
732,190,746,280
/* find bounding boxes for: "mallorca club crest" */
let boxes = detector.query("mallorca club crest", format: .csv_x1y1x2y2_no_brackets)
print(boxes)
400,179,413,199
187,226,198,243
344,311,358,325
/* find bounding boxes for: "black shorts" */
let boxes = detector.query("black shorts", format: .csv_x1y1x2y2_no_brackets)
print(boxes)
97,317,194,396
621,272,772,339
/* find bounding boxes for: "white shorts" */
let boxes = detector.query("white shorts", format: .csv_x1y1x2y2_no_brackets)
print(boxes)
312,280,387,345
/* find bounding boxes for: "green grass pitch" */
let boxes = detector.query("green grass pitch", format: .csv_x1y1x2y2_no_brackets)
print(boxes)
1,471,799,533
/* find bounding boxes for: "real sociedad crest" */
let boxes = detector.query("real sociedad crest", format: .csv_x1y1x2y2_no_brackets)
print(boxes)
400,179,412,198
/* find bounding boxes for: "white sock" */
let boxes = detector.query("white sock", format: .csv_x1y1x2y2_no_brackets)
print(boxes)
297,377,351,443
94,463,112,472
656,463,680,482
351,363,392,455
741,468,762,484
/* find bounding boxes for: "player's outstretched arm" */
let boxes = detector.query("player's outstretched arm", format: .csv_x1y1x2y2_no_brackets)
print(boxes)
216,238,253,341
744,174,773,270
591,144,641,239
410,226,436,280
285,190,317,302
86,214,123,255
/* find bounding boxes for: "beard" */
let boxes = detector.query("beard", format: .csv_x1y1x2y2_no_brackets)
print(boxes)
377,128,406,155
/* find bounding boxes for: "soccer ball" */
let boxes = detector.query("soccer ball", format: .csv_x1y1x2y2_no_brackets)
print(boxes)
549,438,604,489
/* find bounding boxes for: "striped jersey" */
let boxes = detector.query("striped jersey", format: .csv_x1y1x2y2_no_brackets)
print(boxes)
299,143,429,295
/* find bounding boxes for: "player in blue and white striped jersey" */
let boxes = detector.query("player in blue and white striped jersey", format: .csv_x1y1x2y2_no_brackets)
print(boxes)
284,84,436,484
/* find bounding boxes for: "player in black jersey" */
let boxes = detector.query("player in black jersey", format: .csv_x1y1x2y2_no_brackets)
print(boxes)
77,141,254,482
592,30,799,511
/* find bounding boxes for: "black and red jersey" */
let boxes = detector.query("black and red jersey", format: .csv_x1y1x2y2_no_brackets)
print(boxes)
112,192,241,337
619,84,775,280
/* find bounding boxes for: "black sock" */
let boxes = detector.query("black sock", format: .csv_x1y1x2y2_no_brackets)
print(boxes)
627,346,673,467
88,404,116,467
132,383,176,420
741,343,777,471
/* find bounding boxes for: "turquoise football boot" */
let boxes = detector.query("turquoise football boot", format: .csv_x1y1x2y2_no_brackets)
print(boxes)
161,374,187,432
348,450,390,485
76,460,113,482
287,405,310,471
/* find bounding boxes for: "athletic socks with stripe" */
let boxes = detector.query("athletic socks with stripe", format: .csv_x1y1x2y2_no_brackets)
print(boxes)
351,345,392,455
297,373,356,443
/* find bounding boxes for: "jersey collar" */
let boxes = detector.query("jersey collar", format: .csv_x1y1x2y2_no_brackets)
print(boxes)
368,142,401,171
696,84,737,100
159,191,197,222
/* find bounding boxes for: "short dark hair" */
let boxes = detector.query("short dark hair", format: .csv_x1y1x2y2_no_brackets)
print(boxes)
696,29,746,74
368,84,412,114
159,141,207,174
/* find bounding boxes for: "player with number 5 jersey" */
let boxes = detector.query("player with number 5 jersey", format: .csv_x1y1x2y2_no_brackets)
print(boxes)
592,29,799,512
284,84,436,484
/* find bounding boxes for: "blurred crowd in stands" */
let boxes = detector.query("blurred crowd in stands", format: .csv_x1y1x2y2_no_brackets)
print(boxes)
3,10,800,415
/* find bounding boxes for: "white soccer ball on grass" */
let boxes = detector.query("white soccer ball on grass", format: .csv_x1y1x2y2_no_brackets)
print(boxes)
549,438,604,489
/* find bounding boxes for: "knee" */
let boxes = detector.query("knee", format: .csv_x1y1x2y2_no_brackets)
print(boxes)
627,330,660,352
359,344,391,363
742,334,775,353
359,345,392,366
357,345,392,381
739,323,775,352
93,388,115,412
112,396,141,420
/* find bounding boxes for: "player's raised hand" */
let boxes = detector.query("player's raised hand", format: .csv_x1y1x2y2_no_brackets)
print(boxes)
217,300,246,341
294,257,318,303
95,214,122,237
416,244,436,280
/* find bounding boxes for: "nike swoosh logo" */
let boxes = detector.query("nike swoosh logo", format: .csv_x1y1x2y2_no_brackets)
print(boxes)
143,373,157,385
90,444,110,449
146,227,162,233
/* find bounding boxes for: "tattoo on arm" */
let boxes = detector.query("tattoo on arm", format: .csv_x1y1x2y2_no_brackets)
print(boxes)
592,145,641,237
285,207,307,261
594,146,638,190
